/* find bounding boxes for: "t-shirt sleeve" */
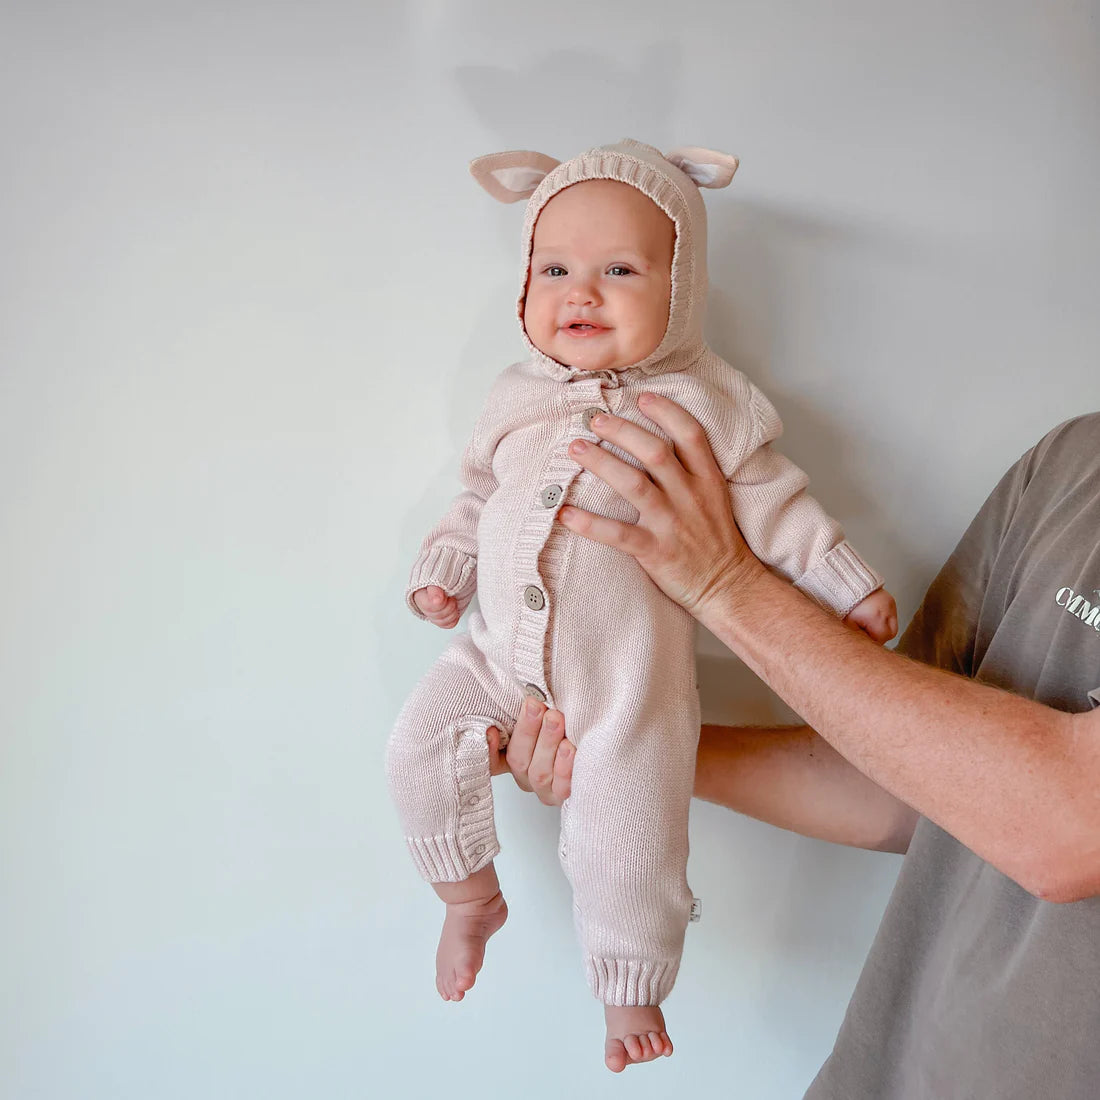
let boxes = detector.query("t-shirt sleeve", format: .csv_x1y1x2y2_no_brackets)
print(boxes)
896,444,1038,674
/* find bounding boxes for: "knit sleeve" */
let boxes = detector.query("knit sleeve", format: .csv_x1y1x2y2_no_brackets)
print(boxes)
727,384,884,617
406,409,499,621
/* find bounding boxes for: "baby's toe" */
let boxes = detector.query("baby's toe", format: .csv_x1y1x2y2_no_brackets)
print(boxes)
604,1038,628,1073
437,968,460,1002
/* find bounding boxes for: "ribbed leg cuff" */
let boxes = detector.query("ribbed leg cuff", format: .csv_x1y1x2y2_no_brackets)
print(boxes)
586,957,680,1006
406,832,500,883
405,724,499,883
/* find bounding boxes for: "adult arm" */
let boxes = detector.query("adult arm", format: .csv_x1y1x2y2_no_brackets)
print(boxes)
557,396,1100,903
694,724,918,854
488,706,918,854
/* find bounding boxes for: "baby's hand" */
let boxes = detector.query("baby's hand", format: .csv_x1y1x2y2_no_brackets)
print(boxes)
844,588,898,645
413,585,461,629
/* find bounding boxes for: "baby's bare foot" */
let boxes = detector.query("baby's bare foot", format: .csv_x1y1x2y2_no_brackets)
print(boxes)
604,1004,673,1072
435,890,508,1002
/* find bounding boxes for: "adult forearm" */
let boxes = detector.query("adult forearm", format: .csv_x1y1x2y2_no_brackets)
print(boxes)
695,723,917,853
558,396,1100,901
699,565,1097,900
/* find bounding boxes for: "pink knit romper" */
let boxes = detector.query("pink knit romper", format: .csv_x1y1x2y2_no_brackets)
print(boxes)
386,140,883,1007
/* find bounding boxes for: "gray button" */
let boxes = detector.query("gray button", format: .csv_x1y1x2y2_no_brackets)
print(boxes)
475,843,486,854
582,407,604,431
523,683,547,702
540,484,563,508
467,795,480,806
523,585,545,611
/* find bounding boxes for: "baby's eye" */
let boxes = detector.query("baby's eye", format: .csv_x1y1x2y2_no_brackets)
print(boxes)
608,265,634,276
544,265,567,277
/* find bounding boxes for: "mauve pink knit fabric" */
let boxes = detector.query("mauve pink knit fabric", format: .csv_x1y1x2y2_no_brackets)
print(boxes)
387,140,883,1006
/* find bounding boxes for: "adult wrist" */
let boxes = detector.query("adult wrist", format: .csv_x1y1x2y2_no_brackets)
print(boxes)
692,553,766,634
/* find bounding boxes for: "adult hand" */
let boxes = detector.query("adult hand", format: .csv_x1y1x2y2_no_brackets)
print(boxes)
487,700,573,806
559,393,763,620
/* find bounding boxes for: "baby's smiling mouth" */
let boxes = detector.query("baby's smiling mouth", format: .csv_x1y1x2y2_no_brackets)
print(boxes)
563,321,608,334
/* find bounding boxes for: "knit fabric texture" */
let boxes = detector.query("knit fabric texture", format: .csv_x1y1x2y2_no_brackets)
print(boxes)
387,139,884,1006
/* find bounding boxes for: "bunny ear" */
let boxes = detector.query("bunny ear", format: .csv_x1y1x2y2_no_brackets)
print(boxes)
665,146,740,189
469,150,561,203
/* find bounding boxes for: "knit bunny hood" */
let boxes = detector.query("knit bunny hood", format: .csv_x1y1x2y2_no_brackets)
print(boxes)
470,138,739,383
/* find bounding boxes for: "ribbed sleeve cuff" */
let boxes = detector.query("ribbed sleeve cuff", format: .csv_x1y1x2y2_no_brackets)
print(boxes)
586,957,680,1006
795,540,884,617
406,545,478,619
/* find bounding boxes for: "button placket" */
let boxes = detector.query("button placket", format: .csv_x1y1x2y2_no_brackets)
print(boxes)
511,394,602,714
582,407,605,432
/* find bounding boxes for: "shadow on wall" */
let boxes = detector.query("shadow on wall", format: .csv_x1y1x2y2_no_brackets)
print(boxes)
453,43,683,151
704,196,954,612
707,197,895,521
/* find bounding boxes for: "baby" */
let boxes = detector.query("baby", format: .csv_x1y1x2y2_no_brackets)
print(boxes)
386,139,896,1073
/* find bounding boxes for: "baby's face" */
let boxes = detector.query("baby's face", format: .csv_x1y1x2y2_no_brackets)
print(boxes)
523,180,674,372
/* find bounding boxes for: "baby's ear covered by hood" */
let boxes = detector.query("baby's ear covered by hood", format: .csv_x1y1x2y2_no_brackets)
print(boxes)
469,150,562,203
665,146,740,189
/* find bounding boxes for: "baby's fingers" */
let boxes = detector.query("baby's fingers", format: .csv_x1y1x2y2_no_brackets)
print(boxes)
415,586,459,627
413,585,447,613
429,599,460,628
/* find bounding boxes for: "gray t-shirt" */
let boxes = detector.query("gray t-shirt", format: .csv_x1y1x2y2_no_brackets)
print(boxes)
806,413,1100,1100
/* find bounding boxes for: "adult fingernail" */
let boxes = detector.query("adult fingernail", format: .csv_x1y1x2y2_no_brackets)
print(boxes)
546,712,562,730
525,699,539,717
590,413,607,427
639,392,653,405
569,440,588,455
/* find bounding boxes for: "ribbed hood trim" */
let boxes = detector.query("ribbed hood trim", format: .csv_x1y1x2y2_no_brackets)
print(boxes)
516,139,710,384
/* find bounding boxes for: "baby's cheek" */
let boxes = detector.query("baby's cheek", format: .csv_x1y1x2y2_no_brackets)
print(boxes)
522,300,546,346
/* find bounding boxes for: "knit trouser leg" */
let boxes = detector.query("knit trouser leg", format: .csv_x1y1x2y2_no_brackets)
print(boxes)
557,689,702,1006
386,633,516,883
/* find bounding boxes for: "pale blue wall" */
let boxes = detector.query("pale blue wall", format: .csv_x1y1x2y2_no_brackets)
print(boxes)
3,2,1098,1097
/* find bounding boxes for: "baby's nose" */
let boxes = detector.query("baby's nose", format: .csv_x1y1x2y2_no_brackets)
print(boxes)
566,279,600,306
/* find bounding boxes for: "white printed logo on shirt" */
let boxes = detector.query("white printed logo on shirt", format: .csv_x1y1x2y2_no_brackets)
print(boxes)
1053,586,1100,633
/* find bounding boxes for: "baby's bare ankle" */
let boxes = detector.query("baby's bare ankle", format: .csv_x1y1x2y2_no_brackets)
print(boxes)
445,889,507,920
431,863,501,908
433,878,508,1003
